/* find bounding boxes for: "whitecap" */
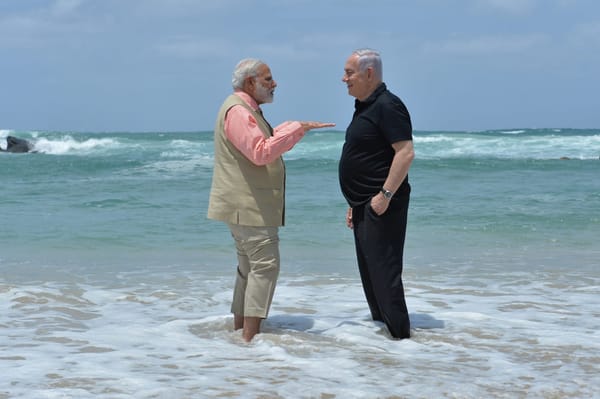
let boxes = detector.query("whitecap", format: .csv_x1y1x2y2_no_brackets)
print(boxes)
32,136,119,155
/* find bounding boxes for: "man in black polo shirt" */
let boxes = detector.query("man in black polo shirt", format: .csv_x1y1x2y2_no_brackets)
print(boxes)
339,48,415,339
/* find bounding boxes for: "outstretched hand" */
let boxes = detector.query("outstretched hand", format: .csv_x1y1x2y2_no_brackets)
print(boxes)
300,121,336,132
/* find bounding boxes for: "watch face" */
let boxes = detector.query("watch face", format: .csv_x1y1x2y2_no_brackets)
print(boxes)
382,189,393,199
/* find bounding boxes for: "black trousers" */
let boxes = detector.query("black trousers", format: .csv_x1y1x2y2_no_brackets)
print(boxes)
352,195,410,339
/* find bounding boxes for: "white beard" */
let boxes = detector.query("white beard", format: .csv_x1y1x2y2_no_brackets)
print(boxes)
254,83,274,104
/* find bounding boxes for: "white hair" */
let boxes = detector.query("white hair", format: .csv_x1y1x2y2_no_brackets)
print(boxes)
231,58,265,90
353,48,383,80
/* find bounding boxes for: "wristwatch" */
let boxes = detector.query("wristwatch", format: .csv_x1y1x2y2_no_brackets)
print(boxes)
381,187,394,199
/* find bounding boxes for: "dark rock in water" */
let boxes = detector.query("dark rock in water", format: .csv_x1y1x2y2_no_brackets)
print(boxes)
0,136,35,153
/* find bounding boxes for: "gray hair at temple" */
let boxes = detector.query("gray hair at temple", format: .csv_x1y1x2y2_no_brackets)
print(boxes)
353,48,383,81
232,58,265,90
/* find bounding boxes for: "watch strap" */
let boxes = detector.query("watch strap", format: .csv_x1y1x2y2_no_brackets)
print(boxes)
381,188,394,199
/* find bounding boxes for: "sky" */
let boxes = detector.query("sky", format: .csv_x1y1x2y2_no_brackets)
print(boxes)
1,0,599,132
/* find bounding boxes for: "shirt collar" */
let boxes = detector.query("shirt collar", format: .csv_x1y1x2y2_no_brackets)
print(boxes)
355,82,387,109
234,90,260,112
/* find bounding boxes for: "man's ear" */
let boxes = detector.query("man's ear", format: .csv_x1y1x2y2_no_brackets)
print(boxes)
242,76,254,93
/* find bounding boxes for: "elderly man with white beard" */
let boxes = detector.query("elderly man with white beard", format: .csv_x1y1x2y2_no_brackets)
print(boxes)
208,58,334,342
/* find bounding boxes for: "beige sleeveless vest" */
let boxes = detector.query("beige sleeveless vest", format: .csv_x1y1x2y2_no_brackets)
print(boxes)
207,94,285,227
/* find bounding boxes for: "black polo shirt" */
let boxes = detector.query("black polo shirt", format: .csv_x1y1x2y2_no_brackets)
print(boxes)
339,83,412,207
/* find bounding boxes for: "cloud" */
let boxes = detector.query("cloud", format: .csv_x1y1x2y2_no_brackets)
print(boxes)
155,30,354,62
0,14,49,48
571,21,600,46
472,0,538,15
0,0,95,48
51,0,85,17
422,33,548,56
156,36,235,59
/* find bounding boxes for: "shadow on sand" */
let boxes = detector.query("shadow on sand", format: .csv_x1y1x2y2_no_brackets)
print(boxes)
410,313,445,329
264,314,315,332
264,312,445,335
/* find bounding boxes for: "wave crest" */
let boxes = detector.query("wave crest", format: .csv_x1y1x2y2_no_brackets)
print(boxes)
32,136,119,154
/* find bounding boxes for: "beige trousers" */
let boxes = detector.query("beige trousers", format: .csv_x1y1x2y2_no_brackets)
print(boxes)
228,224,280,318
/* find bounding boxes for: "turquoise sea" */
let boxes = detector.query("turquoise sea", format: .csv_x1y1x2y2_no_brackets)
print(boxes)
1,128,599,398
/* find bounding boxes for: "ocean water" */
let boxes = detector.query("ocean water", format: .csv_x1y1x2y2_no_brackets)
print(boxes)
1,128,599,398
